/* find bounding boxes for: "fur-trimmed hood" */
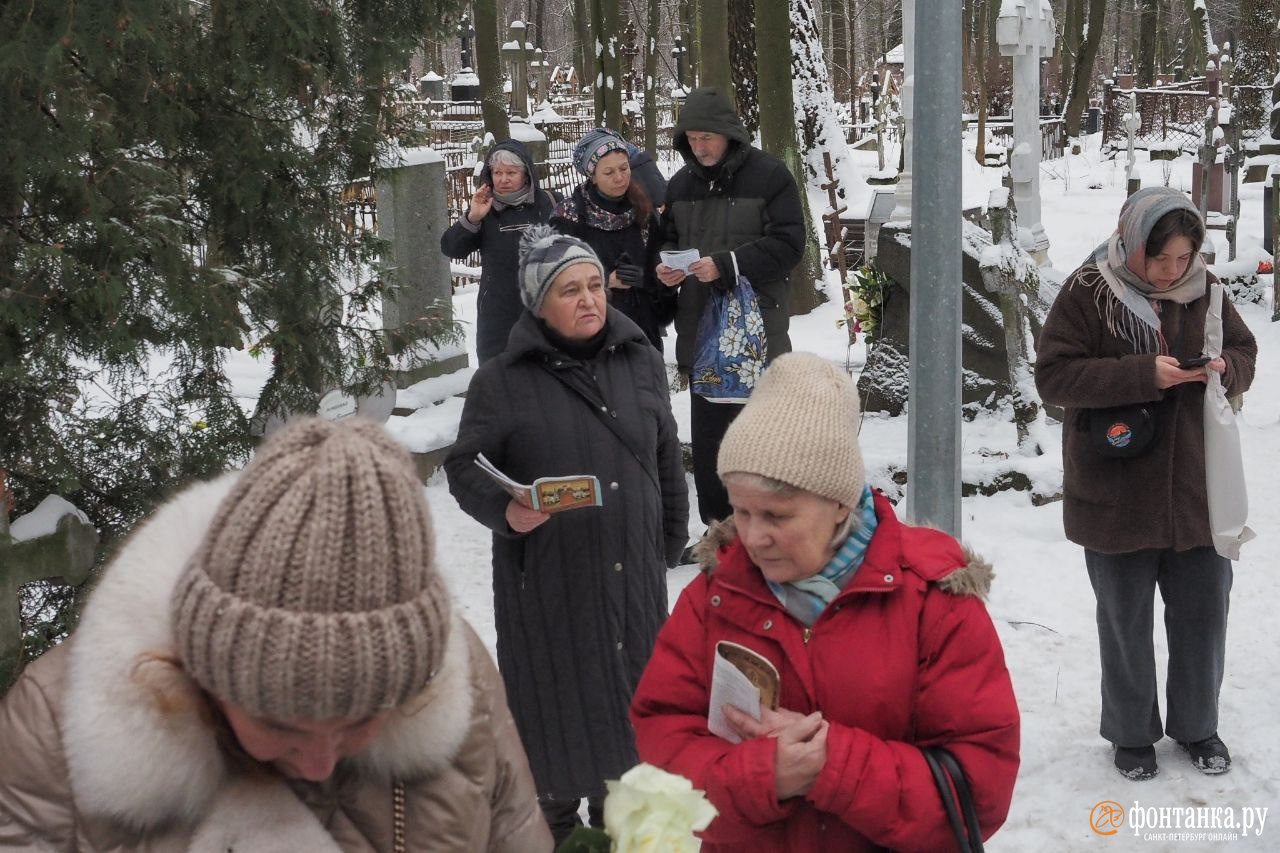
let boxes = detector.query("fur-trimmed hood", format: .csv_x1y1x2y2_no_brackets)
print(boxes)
60,473,476,844
691,495,995,599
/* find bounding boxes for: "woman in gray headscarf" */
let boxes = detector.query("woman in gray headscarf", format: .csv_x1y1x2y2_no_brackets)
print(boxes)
1035,187,1256,782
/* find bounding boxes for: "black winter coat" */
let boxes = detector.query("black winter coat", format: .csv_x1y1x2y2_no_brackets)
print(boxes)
444,307,689,799
664,88,806,371
439,139,558,363
551,183,677,351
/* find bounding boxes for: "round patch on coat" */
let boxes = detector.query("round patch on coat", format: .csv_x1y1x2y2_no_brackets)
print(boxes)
1106,421,1133,448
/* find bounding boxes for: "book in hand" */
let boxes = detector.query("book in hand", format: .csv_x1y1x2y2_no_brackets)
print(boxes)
707,640,781,743
473,452,603,514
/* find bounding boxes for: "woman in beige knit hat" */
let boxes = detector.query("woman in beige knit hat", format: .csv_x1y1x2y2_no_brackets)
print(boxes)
630,351,1020,852
0,418,552,851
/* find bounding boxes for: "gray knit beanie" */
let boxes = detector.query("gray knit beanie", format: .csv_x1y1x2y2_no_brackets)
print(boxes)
718,352,864,507
518,223,605,315
573,127,629,176
171,418,450,720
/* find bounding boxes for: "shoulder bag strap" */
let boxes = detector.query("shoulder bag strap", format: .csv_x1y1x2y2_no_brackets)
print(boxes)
923,746,985,853
535,360,663,497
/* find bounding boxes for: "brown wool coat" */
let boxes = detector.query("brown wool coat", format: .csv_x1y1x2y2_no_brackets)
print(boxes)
1034,267,1257,554
0,475,553,853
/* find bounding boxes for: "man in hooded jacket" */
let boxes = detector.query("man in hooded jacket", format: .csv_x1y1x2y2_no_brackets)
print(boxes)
655,87,805,526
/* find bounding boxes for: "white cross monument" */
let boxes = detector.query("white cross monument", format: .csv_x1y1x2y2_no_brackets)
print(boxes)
997,0,1055,264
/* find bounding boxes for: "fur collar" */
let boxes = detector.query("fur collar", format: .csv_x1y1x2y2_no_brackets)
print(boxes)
692,515,995,598
61,473,474,834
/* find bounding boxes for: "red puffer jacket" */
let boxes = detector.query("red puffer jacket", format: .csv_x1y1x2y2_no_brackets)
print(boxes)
631,493,1020,852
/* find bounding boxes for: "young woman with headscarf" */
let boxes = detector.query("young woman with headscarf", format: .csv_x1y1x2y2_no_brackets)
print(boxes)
1035,187,1257,781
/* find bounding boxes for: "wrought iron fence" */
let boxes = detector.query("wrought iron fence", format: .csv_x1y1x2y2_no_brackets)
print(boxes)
1103,79,1217,153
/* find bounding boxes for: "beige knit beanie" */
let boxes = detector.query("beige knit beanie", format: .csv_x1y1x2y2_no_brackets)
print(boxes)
171,418,450,720
718,352,864,507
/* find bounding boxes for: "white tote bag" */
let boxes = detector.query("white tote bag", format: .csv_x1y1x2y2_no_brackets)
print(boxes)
1201,281,1254,560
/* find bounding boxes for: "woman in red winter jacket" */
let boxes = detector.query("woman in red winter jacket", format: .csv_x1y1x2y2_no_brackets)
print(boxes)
630,352,1020,852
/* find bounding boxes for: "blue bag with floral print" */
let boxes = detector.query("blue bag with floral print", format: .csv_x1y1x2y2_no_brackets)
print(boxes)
690,274,767,402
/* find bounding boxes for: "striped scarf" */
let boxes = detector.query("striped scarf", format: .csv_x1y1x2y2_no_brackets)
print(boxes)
767,485,879,627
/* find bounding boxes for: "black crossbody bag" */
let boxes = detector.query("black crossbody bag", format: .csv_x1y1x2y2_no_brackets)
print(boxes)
1086,310,1193,459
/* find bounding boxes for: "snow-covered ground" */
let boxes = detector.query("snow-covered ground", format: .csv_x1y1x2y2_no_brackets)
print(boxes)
219,134,1279,850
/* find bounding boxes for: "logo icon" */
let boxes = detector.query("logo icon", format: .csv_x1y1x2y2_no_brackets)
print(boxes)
1091,801,1126,835
1106,421,1133,448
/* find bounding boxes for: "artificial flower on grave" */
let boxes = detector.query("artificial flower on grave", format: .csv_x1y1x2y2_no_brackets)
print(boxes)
555,763,717,853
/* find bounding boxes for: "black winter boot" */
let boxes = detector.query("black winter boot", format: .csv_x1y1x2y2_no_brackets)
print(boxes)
1180,734,1231,775
1114,745,1158,780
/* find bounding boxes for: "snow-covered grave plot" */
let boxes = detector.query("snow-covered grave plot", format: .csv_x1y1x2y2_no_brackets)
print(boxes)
215,133,1279,850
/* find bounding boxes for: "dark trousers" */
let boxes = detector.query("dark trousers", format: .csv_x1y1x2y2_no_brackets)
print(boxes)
541,796,604,847
1085,546,1232,747
690,391,744,524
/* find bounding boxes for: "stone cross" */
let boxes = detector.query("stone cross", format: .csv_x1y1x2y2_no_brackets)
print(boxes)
980,188,1042,456
1,497,98,694
502,20,531,119
997,0,1055,264
1124,93,1142,195
889,0,915,223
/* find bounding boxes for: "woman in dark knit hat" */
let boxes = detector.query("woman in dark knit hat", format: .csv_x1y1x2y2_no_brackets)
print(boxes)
1036,187,1256,781
445,226,688,845
630,352,1020,852
551,127,676,351
0,419,552,851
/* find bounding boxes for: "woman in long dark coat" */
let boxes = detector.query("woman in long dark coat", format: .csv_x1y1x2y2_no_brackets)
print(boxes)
444,225,688,845
551,128,676,350
440,139,558,363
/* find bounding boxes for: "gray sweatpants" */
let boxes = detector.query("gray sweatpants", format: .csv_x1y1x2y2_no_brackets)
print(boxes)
1085,546,1232,747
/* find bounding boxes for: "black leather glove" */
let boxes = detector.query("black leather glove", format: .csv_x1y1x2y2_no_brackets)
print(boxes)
614,263,645,286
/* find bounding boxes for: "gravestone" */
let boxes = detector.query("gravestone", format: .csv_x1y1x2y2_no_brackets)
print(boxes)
997,0,1055,264
377,147,468,386
857,222,1055,414
450,15,480,102
1,497,98,694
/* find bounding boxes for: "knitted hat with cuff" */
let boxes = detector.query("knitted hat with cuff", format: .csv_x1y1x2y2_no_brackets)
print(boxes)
573,127,629,177
518,223,605,315
717,352,865,507
171,417,451,720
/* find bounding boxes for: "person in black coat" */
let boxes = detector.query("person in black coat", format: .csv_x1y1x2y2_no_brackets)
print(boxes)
444,226,688,846
626,142,667,211
439,139,558,363
551,128,676,351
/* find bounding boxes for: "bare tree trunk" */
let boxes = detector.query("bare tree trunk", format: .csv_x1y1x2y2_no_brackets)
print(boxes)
1136,0,1157,86
1064,0,1107,138
1111,0,1123,72
1232,0,1274,133
975,0,989,164
830,0,850,102
474,0,510,141
591,0,622,127
699,0,733,102
729,0,759,135
683,1,701,88
573,0,591,91
532,0,545,52
1060,0,1083,105
643,0,658,153
1180,0,1205,75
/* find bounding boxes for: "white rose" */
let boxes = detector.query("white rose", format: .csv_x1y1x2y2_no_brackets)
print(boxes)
604,763,717,853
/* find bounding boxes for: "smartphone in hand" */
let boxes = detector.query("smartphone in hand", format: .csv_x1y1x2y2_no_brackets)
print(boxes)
1178,355,1211,370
